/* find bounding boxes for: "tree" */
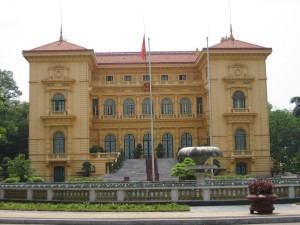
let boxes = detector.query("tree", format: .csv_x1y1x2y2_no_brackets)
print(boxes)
0,70,22,102
7,154,35,182
171,157,196,180
155,143,164,158
134,143,143,159
0,70,28,159
77,161,95,177
269,109,300,172
1,156,11,179
290,96,300,117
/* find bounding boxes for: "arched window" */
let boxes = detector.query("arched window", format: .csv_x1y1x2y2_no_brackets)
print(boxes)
162,133,173,158
143,134,152,159
124,98,135,115
180,98,191,114
233,91,245,109
124,134,135,159
104,99,116,115
236,162,247,175
142,98,154,115
181,133,192,148
53,132,65,154
161,98,173,114
105,134,116,153
235,129,246,150
52,93,65,111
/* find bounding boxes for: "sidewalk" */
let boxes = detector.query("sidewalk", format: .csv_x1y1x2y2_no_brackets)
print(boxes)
0,204,300,224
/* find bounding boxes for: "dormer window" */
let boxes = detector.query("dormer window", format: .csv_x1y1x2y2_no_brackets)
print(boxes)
52,93,65,111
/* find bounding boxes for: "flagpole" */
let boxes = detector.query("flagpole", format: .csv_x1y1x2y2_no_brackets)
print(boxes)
207,37,214,178
148,37,155,181
206,37,212,146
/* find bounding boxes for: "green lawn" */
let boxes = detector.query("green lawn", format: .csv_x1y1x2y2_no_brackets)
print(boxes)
0,202,190,212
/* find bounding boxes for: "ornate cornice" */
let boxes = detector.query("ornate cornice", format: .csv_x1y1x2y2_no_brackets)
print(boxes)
42,78,75,85
41,115,76,126
223,112,257,123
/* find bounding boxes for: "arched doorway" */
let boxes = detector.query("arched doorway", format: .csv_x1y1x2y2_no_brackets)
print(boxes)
181,133,192,148
143,134,152,159
162,133,173,158
124,134,135,159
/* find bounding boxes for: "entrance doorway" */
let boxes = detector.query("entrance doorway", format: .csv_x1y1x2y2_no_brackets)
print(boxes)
54,166,65,182
124,134,135,159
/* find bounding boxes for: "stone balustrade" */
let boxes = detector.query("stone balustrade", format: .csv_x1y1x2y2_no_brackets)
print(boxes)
0,179,299,203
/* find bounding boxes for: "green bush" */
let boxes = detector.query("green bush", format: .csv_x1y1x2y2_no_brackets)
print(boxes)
4,177,19,183
27,177,44,183
90,146,99,153
66,176,106,182
171,158,196,180
214,174,251,180
90,146,105,153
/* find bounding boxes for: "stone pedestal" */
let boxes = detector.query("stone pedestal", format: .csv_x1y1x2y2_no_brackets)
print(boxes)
186,165,218,185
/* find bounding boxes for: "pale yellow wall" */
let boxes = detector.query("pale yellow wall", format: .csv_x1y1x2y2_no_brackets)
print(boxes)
24,44,272,181
207,55,272,176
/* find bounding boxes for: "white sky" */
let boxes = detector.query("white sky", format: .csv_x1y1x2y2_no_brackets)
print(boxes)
0,0,299,110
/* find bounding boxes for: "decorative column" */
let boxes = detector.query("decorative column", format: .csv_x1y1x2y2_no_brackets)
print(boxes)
174,95,178,118
67,89,71,114
155,96,159,119
136,96,140,118
46,89,50,115
117,97,121,119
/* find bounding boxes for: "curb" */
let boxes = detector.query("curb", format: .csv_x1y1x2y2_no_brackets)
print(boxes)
1,215,300,225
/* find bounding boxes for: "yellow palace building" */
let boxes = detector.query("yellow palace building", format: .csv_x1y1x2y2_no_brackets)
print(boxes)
23,30,272,182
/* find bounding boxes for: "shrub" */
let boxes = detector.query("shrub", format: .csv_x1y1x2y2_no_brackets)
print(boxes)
90,146,105,153
248,179,274,195
7,154,35,182
4,177,19,183
155,143,164,158
27,177,44,183
90,146,99,153
214,174,251,180
171,157,196,180
66,176,106,182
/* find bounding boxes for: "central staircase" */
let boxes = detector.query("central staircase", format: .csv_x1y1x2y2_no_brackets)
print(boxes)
104,158,179,182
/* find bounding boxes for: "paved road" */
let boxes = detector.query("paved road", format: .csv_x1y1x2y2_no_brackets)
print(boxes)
1,204,300,224
190,203,300,213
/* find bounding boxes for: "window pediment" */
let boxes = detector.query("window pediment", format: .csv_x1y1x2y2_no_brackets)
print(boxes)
42,66,75,85
223,64,255,82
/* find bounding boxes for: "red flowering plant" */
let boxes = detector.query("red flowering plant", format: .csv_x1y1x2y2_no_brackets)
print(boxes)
248,179,274,195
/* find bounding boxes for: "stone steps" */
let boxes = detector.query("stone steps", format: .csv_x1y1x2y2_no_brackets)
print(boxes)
104,158,179,182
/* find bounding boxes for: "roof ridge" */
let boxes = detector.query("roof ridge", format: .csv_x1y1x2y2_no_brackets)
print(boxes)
95,51,196,55
210,38,268,49
30,39,88,51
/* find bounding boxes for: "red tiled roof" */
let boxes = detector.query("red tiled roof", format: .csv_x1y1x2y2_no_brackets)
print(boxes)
96,51,198,65
210,38,268,50
29,40,88,52
24,38,270,63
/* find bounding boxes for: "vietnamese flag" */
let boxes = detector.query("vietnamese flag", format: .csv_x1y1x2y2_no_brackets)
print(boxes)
141,35,146,61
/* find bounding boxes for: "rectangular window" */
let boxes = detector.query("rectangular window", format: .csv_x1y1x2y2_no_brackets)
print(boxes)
92,99,98,115
143,75,150,81
197,97,203,114
106,76,113,81
179,74,186,80
161,75,168,80
124,75,132,81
